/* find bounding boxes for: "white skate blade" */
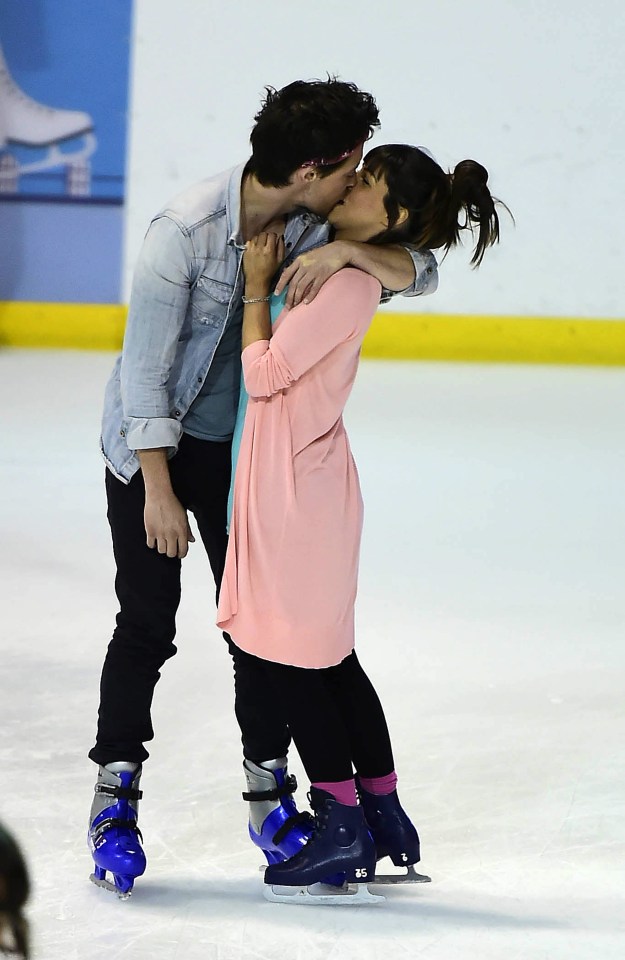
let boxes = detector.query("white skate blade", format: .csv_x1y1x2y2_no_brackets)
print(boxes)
263,881,384,906
89,872,132,900
372,863,431,885
16,132,97,176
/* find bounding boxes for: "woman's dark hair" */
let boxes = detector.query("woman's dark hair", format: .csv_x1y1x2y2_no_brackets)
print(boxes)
364,144,507,266
0,823,30,959
247,78,380,187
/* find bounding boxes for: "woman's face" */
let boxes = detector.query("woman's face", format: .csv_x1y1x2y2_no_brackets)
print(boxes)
327,166,390,241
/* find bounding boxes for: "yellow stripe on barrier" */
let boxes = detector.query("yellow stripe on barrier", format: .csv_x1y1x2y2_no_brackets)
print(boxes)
362,313,625,365
1,302,624,364
0,301,127,350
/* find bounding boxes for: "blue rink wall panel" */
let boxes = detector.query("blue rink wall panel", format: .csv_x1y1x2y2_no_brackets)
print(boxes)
0,202,124,303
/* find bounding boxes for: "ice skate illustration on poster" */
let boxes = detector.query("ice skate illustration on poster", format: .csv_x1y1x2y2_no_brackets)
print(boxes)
0,41,97,198
0,0,130,203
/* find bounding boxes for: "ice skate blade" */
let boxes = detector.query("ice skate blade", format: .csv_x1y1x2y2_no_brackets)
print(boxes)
372,864,431,885
263,881,384,906
89,872,133,900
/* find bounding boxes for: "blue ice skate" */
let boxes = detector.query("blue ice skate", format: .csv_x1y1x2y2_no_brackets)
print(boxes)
263,787,383,905
243,758,314,865
357,780,431,884
88,762,146,899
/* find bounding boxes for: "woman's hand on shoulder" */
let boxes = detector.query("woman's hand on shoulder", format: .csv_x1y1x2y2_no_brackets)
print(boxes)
243,232,285,294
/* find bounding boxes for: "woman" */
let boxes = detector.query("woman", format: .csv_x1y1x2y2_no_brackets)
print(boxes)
217,144,504,896
0,822,30,958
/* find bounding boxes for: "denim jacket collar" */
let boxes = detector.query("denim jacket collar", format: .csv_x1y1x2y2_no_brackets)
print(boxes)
227,163,246,248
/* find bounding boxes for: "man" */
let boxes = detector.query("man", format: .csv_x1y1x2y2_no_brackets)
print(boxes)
89,78,438,898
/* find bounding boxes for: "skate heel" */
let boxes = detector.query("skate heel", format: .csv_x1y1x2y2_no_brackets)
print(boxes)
260,847,283,866
356,781,431,884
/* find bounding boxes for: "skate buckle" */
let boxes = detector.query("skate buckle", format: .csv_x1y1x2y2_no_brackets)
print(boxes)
263,880,385,906
372,862,431,884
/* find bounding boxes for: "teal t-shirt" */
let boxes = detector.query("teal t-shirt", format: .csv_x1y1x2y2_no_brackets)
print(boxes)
227,288,287,529
182,304,243,442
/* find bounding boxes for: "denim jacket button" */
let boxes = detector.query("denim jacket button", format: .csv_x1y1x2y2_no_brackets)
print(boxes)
120,429,126,438
174,410,181,418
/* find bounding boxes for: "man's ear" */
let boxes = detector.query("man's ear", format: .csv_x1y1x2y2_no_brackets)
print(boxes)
292,165,318,186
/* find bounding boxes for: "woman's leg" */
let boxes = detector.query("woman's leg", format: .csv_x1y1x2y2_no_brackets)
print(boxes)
322,651,395,781
323,654,424,874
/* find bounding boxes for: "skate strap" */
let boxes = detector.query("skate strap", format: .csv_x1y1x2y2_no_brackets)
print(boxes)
272,811,314,846
95,783,143,801
92,817,144,843
242,773,298,803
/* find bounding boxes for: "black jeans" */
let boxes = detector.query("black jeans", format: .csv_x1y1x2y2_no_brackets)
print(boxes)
89,433,290,766
235,647,395,784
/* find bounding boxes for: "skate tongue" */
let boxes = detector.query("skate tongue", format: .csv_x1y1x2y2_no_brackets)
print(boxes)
104,761,139,775
308,786,335,809
259,757,288,772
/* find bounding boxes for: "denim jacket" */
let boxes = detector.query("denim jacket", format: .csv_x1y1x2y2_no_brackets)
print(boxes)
100,162,438,482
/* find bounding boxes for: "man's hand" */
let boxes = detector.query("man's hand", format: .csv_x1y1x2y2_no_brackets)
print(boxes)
144,491,195,559
275,241,350,308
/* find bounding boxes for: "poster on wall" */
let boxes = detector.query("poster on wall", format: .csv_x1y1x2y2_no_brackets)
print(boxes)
0,0,133,302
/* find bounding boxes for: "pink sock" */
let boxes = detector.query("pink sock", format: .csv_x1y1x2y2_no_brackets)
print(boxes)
358,771,398,796
312,778,358,806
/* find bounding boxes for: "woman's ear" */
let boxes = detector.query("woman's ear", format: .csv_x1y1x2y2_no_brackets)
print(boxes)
395,205,410,228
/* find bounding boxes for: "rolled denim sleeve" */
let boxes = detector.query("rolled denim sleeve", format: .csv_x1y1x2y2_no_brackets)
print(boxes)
120,215,193,454
380,247,438,303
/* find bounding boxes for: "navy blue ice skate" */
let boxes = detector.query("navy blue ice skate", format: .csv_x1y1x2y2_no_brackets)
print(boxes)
243,759,314,865
263,787,382,904
88,763,146,899
357,781,431,884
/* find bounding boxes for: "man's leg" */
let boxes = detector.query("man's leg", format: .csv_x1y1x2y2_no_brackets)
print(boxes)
89,467,183,766
88,464,187,897
183,433,291,759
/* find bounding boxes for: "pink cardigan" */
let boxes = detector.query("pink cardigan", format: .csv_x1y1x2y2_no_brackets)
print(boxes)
217,268,381,668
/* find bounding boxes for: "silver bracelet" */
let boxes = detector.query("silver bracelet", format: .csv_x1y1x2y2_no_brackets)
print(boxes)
242,294,271,304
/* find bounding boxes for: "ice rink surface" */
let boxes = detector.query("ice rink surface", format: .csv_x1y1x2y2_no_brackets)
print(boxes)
1,348,624,959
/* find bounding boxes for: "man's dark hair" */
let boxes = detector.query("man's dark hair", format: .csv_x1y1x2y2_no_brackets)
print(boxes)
247,78,380,187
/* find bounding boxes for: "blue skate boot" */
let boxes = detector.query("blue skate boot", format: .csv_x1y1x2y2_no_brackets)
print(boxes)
356,780,431,884
263,787,383,905
88,761,146,899
243,758,314,865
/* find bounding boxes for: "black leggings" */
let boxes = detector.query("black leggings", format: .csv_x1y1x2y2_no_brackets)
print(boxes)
233,647,395,784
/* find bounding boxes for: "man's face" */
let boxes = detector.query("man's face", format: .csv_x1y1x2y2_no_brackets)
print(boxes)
300,145,364,217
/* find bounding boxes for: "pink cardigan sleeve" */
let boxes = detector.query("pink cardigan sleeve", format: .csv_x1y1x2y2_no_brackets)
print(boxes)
242,268,381,398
